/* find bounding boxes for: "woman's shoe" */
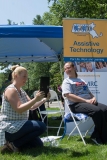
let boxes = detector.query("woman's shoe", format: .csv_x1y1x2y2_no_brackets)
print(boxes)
1,144,9,153
5,142,20,152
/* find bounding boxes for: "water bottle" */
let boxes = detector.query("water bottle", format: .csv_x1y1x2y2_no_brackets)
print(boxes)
44,137,51,146
51,139,59,147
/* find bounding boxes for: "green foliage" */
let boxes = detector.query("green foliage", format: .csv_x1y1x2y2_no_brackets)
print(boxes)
21,62,63,95
47,0,107,26
69,0,107,19
0,63,16,94
7,19,18,25
43,12,61,25
33,15,44,25
50,62,64,89
0,72,10,95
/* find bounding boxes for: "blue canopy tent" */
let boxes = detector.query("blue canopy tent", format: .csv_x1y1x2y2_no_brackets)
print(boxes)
0,25,63,62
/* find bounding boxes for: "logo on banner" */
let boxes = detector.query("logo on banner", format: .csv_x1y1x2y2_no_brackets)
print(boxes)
72,23,103,38
87,81,97,87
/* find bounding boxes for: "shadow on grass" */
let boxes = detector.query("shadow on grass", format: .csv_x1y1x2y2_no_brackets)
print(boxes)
1,146,67,156
1,145,90,158
75,136,94,145
22,146,68,157
71,150,90,157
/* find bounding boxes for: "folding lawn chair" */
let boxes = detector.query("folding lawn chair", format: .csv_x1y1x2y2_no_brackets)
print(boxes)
61,97,94,145
34,90,64,136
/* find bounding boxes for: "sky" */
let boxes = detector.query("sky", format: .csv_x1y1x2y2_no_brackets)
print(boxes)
0,0,52,25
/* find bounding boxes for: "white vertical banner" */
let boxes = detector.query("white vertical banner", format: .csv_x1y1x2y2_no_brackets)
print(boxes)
78,72,107,104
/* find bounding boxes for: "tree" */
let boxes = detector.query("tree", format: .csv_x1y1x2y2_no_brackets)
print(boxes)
7,19,18,25
7,19,12,25
47,0,107,25
33,15,44,25
42,12,60,25
20,21,25,25
7,19,25,25
49,62,64,90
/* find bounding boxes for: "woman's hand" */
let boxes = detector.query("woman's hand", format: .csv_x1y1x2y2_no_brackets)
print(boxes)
86,97,97,104
46,92,51,101
91,97,97,104
35,91,45,101
85,99,93,104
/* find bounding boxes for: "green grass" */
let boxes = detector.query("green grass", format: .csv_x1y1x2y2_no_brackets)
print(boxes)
1,108,107,160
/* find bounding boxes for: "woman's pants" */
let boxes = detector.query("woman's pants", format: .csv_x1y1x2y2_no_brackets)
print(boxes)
5,120,46,148
69,102,107,144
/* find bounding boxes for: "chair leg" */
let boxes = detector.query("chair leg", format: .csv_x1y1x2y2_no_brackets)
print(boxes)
83,123,94,138
67,119,86,145
67,121,81,140
73,120,86,145
57,118,63,136
61,121,67,140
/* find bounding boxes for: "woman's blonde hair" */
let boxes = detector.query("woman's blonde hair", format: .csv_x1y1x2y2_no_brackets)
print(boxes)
11,65,27,80
64,62,78,77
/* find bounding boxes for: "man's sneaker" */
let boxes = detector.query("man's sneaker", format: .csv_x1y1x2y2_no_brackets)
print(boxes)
91,138,103,145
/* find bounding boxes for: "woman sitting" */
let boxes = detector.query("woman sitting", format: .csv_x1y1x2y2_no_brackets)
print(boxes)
62,62,107,145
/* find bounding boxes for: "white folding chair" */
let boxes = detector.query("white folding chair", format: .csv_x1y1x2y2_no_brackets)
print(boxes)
33,90,64,136
62,97,94,145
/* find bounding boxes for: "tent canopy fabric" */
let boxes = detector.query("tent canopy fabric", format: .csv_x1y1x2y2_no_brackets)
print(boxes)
0,25,63,62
